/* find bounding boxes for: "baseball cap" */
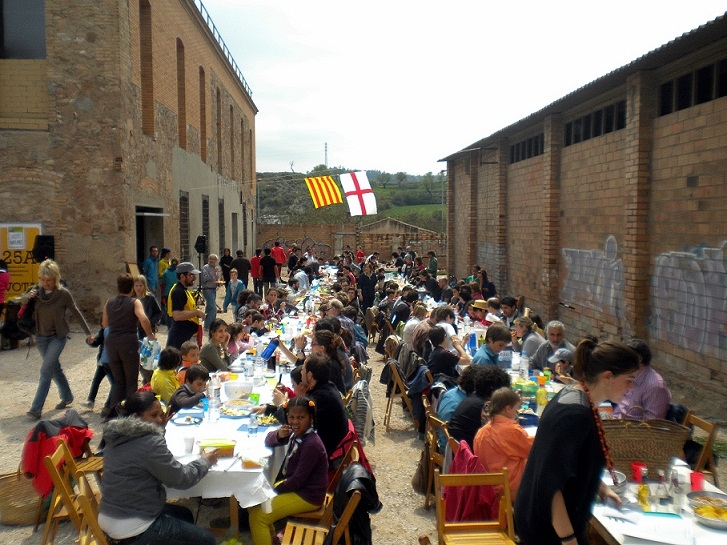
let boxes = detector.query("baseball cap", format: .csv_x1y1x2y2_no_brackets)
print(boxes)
548,348,574,364
176,262,200,274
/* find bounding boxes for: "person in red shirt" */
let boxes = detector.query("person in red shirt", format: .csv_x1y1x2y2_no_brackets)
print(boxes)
270,241,287,283
355,245,365,265
250,248,262,296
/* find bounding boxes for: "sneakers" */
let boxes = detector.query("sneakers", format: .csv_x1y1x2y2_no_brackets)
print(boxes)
80,400,95,410
27,410,42,421
55,400,73,410
101,407,112,417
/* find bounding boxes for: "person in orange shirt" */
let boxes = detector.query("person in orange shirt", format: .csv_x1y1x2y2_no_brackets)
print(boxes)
176,340,200,385
473,387,534,501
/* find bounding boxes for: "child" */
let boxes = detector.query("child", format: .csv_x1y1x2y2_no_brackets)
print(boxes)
248,396,328,545
249,312,269,336
168,364,209,414
473,387,534,501
82,326,114,416
472,323,512,366
227,322,254,360
176,340,200,385
150,347,181,404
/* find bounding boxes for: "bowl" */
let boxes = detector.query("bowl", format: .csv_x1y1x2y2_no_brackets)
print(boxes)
223,378,254,399
601,469,627,494
694,505,727,530
197,439,236,457
687,491,727,509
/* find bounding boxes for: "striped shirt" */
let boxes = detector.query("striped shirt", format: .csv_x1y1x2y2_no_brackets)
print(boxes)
613,365,671,420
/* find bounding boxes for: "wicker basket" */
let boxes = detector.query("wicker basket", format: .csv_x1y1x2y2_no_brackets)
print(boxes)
0,469,43,526
602,419,691,476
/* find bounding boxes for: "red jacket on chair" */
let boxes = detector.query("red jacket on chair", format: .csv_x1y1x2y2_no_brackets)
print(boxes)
444,440,499,522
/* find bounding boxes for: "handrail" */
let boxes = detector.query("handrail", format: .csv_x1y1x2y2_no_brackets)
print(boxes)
192,0,252,97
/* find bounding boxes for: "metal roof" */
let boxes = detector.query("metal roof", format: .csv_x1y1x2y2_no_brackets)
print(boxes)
441,11,727,162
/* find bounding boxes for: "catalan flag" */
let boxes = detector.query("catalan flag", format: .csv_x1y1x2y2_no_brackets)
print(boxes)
304,175,343,208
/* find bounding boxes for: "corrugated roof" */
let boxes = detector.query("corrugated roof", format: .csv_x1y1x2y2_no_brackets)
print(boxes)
441,11,727,161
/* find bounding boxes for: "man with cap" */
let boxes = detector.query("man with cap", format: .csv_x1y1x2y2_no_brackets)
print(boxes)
530,320,576,372
548,347,575,383
166,262,206,349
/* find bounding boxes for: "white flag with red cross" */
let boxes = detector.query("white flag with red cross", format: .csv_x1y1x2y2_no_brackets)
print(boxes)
339,171,377,216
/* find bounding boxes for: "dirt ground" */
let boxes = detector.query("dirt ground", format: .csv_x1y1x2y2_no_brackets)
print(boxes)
0,313,724,544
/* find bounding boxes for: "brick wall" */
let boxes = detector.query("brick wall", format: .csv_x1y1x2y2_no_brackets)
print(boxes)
0,60,48,130
257,224,357,262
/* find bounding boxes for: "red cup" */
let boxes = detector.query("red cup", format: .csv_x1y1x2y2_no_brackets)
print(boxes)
690,471,705,491
631,461,647,483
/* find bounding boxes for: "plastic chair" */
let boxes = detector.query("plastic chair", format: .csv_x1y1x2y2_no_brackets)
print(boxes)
282,490,362,545
683,410,720,487
76,475,108,545
434,468,516,544
383,361,416,431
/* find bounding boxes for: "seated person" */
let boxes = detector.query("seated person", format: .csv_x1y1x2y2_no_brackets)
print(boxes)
402,304,427,345
435,306,459,351
472,323,511,365
427,326,470,380
512,316,546,357
448,366,511,450
176,340,199,385
252,365,305,422
530,320,576,372
485,298,503,324
466,299,488,325
500,296,520,329
249,312,269,336
199,318,231,372
549,348,575,384
436,365,480,450
98,391,218,545
151,347,181,405
438,277,453,303
168,364,209,414
473,387,534,501
612,339,671,420
248,396,329,545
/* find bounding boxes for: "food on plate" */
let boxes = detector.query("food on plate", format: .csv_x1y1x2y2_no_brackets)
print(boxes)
695,505,727,521
220,405,249,417
185,415,192,423
691,494,727,508
242,457,262,469
258,414,279,426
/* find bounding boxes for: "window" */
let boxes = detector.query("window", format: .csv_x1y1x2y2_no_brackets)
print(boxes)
243,203,248,248
229,106,235,179
240,119,246,183
1,0,45,59
179,191,190,261
718,59,727,98
676,73,693,111
572,118,582,144
231,212,238,252
582,114,592,141
660,81,674,116
199,67,207,161
218,199,225,252
176,39,186,149
563,99,625,147
139,0,154,135
592,109,603,137
216,88,222,174
564,122,573,146
202,195,210,248
695,64,714,105
603,105,615,134
510,133,545,164
615,100,626,130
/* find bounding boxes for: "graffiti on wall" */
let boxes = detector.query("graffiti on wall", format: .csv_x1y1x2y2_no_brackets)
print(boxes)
652,241,727,357
263,236,333,260
561,235,625,321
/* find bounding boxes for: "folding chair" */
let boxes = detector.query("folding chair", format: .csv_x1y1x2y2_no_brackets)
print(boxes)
41,441,85,545
293,440,361,527
76,474,108,545
424,411,455,509
383,361,416,431
434,468,516,544
282,490,362,545
683,410,720,488
364,307,379,344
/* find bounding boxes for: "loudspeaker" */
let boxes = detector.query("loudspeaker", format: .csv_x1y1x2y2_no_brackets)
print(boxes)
194,235,208,254
32,235,55,262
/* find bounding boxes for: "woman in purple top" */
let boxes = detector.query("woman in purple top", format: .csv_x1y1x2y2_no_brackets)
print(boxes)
248,395,329,545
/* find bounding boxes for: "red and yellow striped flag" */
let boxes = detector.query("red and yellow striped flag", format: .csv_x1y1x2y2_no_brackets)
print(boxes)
304,176,343,208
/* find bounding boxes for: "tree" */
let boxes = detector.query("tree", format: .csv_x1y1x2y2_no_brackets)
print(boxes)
421,172,435,197
395,171,407,187
378,172,392,189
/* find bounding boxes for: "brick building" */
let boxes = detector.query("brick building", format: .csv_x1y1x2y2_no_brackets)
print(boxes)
444,14,727,387
0,0,256,315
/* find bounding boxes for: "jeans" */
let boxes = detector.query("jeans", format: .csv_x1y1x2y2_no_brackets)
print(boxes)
125,504,215,545
32,334,72,412
253,278,263,295
202,288,217,329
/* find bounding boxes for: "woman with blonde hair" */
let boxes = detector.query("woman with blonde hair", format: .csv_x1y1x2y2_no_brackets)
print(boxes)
512,316,545,357
26,260,94,420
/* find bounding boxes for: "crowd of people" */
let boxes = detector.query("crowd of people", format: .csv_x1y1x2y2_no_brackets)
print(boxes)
13,241,677,545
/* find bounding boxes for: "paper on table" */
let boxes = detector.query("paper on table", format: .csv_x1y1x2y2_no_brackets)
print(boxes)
616,512,694,545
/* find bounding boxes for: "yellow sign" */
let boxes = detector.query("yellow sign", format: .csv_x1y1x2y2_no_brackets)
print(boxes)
0,223,42,300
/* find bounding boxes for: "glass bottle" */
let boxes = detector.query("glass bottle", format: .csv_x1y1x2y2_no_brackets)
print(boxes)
669,469,686,514
637,467,650,511
654,469,672,512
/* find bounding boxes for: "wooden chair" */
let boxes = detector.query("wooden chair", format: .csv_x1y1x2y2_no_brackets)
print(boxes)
282,490,362,545
384,334,401,361
419,537,433,545
364,307,379,344
41,441,86,545
434,468,516,545
683,410,720,487
424,411,455,509
383,360,416,431
293,440,361,526
76,474,107,545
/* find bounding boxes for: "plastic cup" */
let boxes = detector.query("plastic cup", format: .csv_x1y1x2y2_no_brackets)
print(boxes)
182,436,195,454
690,471,705,491
631,461,647,483
249,393,260,405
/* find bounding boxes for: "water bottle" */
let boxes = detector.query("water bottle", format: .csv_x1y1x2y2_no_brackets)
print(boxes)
463,315,471,336
208,374,221,423
468,333,477,355
519,349,530,380
248,413,258,436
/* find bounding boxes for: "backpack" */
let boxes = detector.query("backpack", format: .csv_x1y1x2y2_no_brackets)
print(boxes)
17,297,37,337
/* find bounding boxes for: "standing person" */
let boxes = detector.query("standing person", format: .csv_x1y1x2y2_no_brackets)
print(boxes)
259,248,277,296
104,273,156,412
219,248,233,286
26,260,94,420
0,259,9,322
166,262,206,349
157,248,172,290
222,268,244,315
515,340,638,545
230,250,251,288
248,395,328,545
270,241,287,284
357,261,377,313
355,245,365,265
142,246,159,298
425,251,438,276
200,254,220,330
99,391,217,545
250,248,263,296
287,246,300,275
161,258,179,325
133,274,163,383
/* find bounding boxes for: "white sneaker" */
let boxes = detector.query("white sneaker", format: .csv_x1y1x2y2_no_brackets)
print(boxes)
80,400,94,410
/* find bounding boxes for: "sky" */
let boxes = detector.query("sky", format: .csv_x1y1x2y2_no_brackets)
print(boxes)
201,0,727,176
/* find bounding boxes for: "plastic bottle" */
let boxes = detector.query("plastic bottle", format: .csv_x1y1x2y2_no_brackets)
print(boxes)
536,375,548,416
519,349,530,380
637,467,650,511
468,332,477,355
208,373,221,423
248,413,258,436
462,315,471,336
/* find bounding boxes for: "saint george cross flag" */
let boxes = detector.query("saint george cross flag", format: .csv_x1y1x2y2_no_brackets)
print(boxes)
339,171,377,216
304,176,343,208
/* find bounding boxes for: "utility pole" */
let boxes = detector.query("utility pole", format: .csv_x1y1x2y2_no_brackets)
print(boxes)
324,142,328,167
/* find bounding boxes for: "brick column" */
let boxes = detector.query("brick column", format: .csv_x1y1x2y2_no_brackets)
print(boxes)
467,151,479,276
623,71,656,339
542,114,563,320
495,139,509,292
446,163,455,276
